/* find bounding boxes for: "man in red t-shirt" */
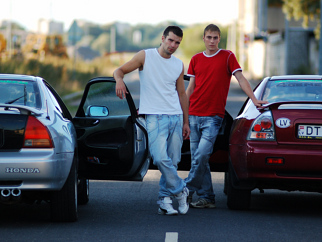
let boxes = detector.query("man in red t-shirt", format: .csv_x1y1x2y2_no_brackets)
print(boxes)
185,24,267,208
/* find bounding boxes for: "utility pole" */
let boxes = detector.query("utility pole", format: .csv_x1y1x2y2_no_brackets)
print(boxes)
7,0,12,59
110,27,116,53
284,17,289,75
319,0,322,74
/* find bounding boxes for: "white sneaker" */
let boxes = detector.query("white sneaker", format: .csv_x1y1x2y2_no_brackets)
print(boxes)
158,197,178,215
176,187,189,214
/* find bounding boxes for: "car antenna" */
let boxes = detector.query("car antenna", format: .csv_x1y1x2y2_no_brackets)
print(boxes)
46,100,50,120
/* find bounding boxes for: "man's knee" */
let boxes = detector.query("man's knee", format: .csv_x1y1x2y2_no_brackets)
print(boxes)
153,158,171,168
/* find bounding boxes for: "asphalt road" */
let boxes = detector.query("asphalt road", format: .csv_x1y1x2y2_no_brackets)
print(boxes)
1,171,322,241
2,77,322,241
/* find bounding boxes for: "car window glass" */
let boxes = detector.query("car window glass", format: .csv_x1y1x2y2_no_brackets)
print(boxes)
0,79,41,109
262,79,322,102
45,86,64,115
83,82,131,116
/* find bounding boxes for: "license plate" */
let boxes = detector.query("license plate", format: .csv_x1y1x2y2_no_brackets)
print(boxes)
298,125,322,139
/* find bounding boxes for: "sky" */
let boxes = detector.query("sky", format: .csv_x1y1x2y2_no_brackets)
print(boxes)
2,0,239,31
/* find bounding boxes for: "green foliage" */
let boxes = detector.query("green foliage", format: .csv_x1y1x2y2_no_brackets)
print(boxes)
180,25,205,58
77,35,95,47
91,33,110,54
0,56,101,94
282,0,321,39
292,64,314,74
268,0,283,7
180,24,228,59
131,21,185,49
69,21,229,59
115,31,136,52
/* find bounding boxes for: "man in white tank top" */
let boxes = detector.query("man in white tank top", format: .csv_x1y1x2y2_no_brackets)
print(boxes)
113,26,190,215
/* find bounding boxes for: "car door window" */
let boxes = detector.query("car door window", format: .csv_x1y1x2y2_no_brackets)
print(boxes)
82,82,131,117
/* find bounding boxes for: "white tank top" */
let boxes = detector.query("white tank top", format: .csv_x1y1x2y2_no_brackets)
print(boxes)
138,48,183,115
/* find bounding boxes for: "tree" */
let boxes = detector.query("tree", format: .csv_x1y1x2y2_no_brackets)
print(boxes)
180,24,228,59
91,33,110,54
282,0,321,38
77,35,95,47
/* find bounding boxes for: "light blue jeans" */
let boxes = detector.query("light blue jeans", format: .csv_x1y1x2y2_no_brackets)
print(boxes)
146,114,185,199
184,115,223,202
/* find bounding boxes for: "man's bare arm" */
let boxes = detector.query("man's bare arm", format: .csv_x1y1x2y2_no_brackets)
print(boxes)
234,71,268,107
176,66,191,139
185,76,196,101
113,50,145,99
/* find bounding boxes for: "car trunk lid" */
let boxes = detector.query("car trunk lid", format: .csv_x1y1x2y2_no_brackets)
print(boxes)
0,113,28,150
0,105,43,150
268,102,322,145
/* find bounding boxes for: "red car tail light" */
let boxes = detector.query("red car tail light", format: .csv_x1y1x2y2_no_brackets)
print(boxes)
260,118,272,129
23,116,54,148
266,157,284,165
247,111,276,141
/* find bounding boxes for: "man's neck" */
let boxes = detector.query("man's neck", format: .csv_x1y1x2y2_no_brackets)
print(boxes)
158,46,171,59
205,48,219,56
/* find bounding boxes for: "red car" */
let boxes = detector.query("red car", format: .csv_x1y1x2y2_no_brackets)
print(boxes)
226,75,322,210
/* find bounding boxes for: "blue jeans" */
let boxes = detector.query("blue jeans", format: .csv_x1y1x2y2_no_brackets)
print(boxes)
146,114,185,199
184,115,223,202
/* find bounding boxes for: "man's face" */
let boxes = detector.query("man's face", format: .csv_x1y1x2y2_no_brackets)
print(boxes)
161,31,182,55
203,30,220,51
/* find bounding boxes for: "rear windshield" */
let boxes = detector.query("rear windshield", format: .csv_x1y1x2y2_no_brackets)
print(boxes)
262,79,322,102
0,79,41,109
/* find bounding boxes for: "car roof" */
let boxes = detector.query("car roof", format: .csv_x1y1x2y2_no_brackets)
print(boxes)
270,75,322,80
0,74,40,82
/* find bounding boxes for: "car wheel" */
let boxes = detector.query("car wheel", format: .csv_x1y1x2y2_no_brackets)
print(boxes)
78,178,89,205
223,172,228,195
51,157,78,222
226,166,251,210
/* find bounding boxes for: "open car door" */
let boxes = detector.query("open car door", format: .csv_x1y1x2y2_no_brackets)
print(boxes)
73,77,150,181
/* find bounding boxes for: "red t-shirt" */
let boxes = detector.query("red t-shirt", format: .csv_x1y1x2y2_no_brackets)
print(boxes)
187,50,242,118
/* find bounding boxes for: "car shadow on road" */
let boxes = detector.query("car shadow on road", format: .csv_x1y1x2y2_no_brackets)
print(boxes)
249,190,322,217
0,202,51,224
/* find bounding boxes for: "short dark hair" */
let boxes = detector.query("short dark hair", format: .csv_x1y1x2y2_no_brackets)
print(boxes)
163,26,183,38
204,24,221,37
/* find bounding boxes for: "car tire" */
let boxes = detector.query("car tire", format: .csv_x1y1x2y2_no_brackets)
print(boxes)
223,172,228,195
226,166,251,210
50,157,78,222
78,178,89,205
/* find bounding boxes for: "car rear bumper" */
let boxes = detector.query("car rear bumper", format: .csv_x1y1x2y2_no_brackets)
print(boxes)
0,149,73,190
230,142,322,180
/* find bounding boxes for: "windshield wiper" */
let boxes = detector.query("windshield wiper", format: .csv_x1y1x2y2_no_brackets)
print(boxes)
5,94,26,104
6,85,27,105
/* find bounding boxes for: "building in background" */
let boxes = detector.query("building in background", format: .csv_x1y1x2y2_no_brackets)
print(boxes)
38,19,64,35
236,0,318,80
0,20,28,58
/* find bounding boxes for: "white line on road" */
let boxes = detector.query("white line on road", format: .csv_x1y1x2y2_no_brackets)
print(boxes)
165,232,178,242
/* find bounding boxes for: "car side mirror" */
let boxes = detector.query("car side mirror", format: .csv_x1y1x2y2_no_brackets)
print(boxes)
86,105,109,117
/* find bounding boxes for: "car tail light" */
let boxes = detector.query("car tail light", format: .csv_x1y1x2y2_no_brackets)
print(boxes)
266,157,284,165
247,111,276,141
23,116,54,148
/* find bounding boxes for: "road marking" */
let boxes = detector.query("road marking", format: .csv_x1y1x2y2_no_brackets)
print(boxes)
165,232,178,242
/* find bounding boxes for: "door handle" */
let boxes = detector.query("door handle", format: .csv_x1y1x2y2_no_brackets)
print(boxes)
92,120,100,125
